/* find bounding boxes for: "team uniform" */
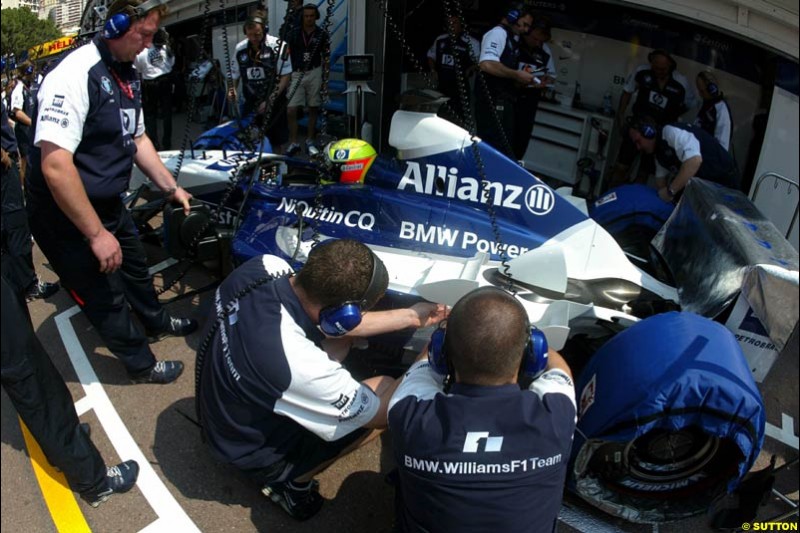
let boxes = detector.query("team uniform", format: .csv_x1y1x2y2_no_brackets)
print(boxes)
26,35,172,377
695,96,733,152
231,36,293,146
476,25,522,157
198,255,379,485
655,123,739,189
286,24,329,108
389,361,577,533
513,41,555,159
9,80,34,158
427,32,480,122
618,65,696,171
134,43,175,150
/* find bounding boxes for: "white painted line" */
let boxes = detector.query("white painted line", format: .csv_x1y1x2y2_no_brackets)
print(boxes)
55,305,200,533
766,414,799,450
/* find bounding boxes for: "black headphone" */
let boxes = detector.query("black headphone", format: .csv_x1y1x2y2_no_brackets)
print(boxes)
698,71,720,97
302,3,320,20
317,249,388,337
103,0,167,39
647,49,677,73
427,292,549,379
628,115,659,139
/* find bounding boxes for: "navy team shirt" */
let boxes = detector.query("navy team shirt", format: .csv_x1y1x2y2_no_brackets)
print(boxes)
389,361,576,533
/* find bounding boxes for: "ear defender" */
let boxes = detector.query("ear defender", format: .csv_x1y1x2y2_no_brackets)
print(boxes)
317,251,387,337
506,8,521,24
427,322,549,378
628,116,658,140
102,0,167,39
699,72,720,97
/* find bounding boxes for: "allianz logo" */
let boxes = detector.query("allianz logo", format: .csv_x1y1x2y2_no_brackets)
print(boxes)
398,161,554,216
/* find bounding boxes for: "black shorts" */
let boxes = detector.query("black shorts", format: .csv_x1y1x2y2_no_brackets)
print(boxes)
242,427,369,487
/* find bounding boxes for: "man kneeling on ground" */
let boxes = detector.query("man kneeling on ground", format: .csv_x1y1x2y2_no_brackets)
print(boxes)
197,239,447,520
389,287,576,533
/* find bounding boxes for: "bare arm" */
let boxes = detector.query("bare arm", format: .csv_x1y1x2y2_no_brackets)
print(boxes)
361,375,402,429
661,155,702,200
545,347,572,380
347,302,448,338
40,141,122,273
12,109,32,127
480,60,531,85
133,134,191,214
616,91,632,129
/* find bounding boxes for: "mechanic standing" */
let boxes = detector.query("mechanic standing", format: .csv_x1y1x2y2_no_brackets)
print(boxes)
25,0,197,385
389,287,576,532
628,115,739,202
197,240,447,521
228,9,293,153
9,62,36,183
285,3,330,156
1,99,59,302
426,13,480,126
694,71,733,152
475,4,535,158
513,15,556,160
134,27,175,150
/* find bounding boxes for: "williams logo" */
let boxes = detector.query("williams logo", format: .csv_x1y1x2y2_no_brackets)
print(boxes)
101,76,114,95
463,431,504,453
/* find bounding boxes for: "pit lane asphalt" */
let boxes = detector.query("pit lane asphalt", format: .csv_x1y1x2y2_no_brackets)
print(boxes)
3,242,796,532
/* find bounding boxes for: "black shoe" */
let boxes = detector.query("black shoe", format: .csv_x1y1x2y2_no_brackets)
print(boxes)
146,317,198,342
131,360,184,384
80,460,139,508
262,480,323,521
25,280,60,302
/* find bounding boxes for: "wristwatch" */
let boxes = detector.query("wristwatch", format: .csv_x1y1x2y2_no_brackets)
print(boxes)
165,186,178,197
667,185,677,197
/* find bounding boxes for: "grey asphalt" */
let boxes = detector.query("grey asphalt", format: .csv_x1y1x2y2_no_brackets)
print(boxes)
1,110,797,532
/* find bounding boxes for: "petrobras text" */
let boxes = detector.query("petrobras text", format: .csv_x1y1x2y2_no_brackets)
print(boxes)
403,453,562,476
399,221,530,258
398,162,555,216
277,198,376,231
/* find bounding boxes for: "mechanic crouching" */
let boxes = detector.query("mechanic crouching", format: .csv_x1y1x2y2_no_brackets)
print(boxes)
197,239,447,520
389,287,576,533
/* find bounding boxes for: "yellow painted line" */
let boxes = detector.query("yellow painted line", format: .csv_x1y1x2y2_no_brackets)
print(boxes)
19,417,92,533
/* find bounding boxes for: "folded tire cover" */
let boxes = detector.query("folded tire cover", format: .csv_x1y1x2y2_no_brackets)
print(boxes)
571,311,765,522
589,184,674,235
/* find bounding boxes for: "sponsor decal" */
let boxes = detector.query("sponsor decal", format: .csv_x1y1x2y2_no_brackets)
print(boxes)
524,184,555,215
334,148,349,160
52,94,64,108
277,197,376,231
463,432,504,453
60,118,69,128
39,115,61,125
215,289,241,381
594,191,617,206
648,91,667,109
101,76,114,95
341,162,364,172
331,393,350,410
398,220,530,257
246,66,266,80
119,108,136,135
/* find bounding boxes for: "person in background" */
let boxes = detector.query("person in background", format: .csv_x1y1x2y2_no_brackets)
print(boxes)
228,9,293,153
628,115,739,202
9,62,36,183
389,287,576,533
26,0,196,385
134,27,175,150
285,3,330,156
197,240,447,521
513,15,556,160
1,99,59,302
475,3,535,158
609,49,696,189
694,71,733,152
426,13,480,126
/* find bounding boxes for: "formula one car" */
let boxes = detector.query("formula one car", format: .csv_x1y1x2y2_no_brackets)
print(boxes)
131,90,774,524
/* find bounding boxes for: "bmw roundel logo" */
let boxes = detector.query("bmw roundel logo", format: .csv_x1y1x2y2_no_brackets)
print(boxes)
524,184,555,216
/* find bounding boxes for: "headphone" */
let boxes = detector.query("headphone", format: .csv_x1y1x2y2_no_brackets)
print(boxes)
103,0,167,39
647,49,677,73
317,250,388,337
23,65,34,76
302,3,320,20
628,115,658,139
427,298,549,379
505,3,526,25
698,71,720,97
243,15,267,33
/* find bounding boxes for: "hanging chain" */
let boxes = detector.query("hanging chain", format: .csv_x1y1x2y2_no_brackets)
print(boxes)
372,0,436,90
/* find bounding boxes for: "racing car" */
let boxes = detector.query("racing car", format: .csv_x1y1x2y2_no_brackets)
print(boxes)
131,90,772,524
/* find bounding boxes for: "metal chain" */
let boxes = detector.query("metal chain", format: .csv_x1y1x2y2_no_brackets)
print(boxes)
442,0,513,288
371,0,436,89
